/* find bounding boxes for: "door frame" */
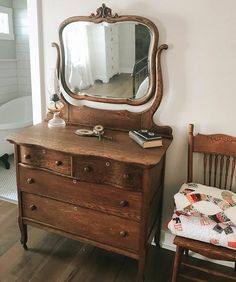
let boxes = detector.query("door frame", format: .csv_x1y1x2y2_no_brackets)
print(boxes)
27,0,45,124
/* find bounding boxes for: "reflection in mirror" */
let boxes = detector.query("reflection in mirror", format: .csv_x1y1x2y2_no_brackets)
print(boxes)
62,21,151,99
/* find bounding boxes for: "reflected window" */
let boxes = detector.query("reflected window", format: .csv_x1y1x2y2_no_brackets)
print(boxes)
0,6,14,40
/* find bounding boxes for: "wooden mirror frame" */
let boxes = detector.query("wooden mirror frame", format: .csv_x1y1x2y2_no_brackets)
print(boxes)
51,4,172,137
58,4,161,105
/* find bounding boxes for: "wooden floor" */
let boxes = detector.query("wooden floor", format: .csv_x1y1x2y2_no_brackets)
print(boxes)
85,73,133,98
1,200,236,282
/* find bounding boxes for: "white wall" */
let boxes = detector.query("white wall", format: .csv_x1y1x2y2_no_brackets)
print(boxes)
12,0,31,98
0,60,18,104
40,0,236,249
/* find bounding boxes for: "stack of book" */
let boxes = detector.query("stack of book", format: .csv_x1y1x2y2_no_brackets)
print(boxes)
129,129,163,148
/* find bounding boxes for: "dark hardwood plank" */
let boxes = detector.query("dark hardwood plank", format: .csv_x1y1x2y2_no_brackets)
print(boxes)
30,239,87,281
69,248,125,282
0,228,61,281
46,244,95,282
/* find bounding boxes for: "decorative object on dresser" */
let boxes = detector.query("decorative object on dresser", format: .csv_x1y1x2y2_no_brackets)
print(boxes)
169,124,236,282
133,129,164,140
129,130,163,148
47,44,66,128
7,4,172,282
75,124,113,141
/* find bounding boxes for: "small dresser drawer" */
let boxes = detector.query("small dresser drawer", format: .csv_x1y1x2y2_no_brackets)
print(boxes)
18,165,141,221
19,146,71,175
22,193,140,251
72,156,142,190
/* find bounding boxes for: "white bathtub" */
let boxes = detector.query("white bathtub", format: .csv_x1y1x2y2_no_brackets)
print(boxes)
0,96,33,156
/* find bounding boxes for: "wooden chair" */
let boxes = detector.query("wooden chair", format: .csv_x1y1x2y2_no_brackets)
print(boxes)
171,124,236,282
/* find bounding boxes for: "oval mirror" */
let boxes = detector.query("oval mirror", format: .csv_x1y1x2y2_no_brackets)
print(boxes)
59,5,159,105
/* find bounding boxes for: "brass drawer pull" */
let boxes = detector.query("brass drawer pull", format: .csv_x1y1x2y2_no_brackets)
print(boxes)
119,230,127,237
119,200,129,207
27,178,34,184
55,160,63,166
29,204,37,211
84,166,92,173
123,173,130,180
24,154,31,160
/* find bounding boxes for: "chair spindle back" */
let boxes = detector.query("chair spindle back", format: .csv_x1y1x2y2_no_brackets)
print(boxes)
187,124,236,191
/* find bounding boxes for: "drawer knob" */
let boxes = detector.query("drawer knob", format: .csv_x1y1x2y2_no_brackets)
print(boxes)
55,160,63,166
29,204,37,211
119,230,127,237
24,154,31,160
123,173,130,180
84,166,91,173
119,200,129,207
27,178,34,184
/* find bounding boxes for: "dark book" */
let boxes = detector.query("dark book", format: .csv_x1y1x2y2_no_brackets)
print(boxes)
129,131,162,148
133,129,162,140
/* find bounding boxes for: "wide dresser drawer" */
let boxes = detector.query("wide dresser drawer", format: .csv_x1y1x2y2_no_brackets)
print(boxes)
19,146,71,175
22,192,140,251
18,165,141,221
72,156,142,190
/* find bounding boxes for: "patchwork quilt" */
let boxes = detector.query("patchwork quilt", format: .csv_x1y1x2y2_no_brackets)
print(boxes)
168,183,236,250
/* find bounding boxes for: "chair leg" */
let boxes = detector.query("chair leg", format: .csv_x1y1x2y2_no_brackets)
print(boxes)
171,245,184,282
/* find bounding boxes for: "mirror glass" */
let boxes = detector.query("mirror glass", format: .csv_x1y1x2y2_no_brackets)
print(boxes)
62,21,151,100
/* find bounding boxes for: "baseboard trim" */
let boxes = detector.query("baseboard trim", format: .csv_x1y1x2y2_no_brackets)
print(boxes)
158,229,235,269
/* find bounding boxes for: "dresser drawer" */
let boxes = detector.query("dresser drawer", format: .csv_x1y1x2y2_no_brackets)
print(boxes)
72,156,142,190
18,165,141,221
22,193,140,251
19,146,71,175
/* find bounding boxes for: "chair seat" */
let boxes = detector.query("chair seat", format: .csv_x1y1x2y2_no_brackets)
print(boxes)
174,236,236,261
168,212,236,251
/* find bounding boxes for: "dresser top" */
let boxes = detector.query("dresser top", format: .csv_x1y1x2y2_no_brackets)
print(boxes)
8,123,172,167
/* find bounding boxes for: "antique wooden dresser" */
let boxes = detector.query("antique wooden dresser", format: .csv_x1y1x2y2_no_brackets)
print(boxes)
8,5,172,281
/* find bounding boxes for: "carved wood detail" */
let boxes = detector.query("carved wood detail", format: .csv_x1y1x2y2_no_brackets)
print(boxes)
90,3,118,19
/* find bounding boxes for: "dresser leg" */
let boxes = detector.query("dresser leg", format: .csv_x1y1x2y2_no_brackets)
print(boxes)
137,256,146,281
154,207,163,248
18,217,28,250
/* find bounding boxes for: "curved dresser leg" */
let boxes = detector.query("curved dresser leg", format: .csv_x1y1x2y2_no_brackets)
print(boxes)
137,255,146,282
18,217,28,250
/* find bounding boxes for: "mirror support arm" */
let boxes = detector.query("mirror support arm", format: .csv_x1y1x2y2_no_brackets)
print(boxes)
48,42,69,123
52,42,60,79
141,44,173,138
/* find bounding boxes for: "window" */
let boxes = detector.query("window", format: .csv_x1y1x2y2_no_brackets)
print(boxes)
0,6,14,40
